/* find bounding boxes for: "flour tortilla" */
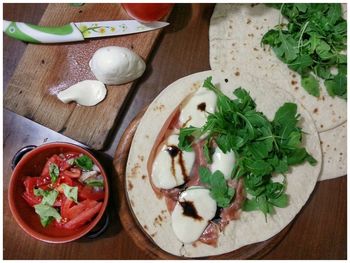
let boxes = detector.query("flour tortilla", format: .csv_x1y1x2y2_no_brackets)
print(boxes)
125,70,322,257
209,3,347,132
319,122,347,181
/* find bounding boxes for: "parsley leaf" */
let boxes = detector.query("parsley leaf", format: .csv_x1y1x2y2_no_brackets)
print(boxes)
75,155,93,171
49,163,59,183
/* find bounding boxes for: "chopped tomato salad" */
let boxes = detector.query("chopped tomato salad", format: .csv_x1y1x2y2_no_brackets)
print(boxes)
22,152,105,229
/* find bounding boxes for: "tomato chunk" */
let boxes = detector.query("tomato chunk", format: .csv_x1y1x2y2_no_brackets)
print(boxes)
63,169,81,178
63,202,102,229
79,186,105,201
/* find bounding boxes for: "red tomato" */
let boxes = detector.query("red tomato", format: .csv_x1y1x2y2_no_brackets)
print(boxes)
63,169,81,178
79,185,105,201
61,196,73,219
40,155,61,177
22,192,41,207
122,3,173,23
63,202,102,230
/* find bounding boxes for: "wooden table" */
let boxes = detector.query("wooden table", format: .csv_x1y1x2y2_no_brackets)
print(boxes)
3,4,346,260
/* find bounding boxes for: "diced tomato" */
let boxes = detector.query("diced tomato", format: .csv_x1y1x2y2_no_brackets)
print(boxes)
64,152,80,159
60,175,74,186
40,154,61,177
63,202,102,230
63,169,81,178
22,192,41,207
79,185,105,201
59,160,71,172
61,196,74,219
23,177,36,194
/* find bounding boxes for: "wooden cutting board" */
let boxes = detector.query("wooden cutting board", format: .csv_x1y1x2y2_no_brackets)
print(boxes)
4,3,166,150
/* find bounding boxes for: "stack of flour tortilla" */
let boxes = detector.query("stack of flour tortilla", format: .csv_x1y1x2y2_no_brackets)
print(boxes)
209,3,347,181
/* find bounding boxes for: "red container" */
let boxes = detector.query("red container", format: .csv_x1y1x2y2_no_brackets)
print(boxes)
122,3,174,23
8,142,109,243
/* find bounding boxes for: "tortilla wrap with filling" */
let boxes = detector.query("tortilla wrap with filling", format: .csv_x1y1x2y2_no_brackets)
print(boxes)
209,3,347,132
319,122,347,181
125,70,321,257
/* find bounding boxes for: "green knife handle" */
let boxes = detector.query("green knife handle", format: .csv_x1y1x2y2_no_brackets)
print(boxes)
3,20,84,44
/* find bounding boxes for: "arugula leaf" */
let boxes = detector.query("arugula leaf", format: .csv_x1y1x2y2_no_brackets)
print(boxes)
34,204,61,227
197,78,316,216
301,75,320,97
34,188,58,206
49,163,59,183
75,155,93,171
199,167,235,208
325,73,347,99
178,126,201,152
262,3,347,99
61,183,78,203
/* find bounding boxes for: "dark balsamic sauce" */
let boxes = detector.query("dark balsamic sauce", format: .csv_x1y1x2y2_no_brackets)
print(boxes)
197,102,206,112
180,201,203,220
166,145,189,182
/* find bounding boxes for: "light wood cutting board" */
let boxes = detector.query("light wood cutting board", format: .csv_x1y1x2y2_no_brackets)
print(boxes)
4,3,166,150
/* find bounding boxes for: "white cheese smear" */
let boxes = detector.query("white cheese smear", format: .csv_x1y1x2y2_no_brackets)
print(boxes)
179,86,217,128
57,80,107,106
89,46,146,85
171,187,217,243
151,135,195,189
210,147,235,180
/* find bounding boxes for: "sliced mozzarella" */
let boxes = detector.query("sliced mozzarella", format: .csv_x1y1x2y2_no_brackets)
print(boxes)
151,135,195,189
57,80,106,106
210,147,235,180
172,187,217,243
179,87,217,128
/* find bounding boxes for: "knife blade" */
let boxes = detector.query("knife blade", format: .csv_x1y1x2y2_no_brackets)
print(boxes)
3,20,169,44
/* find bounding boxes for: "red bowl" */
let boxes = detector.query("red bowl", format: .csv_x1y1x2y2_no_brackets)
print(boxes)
8,142,109,243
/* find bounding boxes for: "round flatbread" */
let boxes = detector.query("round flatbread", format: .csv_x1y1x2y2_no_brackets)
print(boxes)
209,3,346,132
125,70,322,257
318,122,347,181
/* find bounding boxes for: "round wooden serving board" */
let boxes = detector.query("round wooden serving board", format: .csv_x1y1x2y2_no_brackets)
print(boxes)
113,109,293,259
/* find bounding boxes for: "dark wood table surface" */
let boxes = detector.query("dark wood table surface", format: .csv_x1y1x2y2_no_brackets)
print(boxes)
3,3,346,260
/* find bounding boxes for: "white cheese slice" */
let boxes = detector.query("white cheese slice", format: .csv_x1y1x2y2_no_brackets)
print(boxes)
151,135,195,189
179,87,217,128
210,147,235,180
172,187,217,243
57,80,106,106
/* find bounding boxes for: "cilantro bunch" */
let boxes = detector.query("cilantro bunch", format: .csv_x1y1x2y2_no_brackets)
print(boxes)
262,4,347,99
178,77,316,216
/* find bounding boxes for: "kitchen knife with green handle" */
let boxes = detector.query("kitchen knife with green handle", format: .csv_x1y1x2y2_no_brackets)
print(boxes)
3,20,169,44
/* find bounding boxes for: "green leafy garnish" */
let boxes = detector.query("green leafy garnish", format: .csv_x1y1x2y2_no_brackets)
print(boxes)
49,163,59,183
179,77,316,216
34,204,61,227
199,167,235,208
34,188,58,206
261,3,347,99
75,155,93,171
61,184,78,203
85,178,104,188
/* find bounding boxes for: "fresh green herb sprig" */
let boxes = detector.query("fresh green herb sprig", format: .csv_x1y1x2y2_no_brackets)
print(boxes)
75,155,93,171
199,167,235,207
261,3,347,99
179,77,316,216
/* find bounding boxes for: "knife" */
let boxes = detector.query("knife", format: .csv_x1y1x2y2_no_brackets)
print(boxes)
3,20,169,44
